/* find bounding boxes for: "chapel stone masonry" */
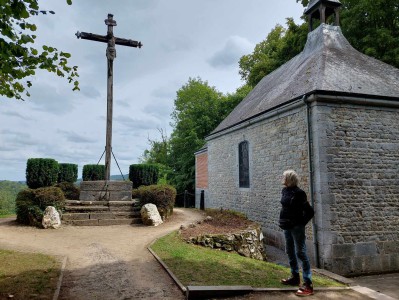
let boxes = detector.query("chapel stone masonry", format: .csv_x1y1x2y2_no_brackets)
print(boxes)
196,0,399,276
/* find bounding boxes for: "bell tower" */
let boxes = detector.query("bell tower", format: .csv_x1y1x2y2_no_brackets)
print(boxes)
304,0,342,31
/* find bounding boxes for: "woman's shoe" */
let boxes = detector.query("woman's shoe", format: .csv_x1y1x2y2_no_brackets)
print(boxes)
295,282,314,296
281,273,300,286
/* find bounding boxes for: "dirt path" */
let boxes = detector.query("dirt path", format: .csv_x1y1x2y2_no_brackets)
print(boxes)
0,208,205,300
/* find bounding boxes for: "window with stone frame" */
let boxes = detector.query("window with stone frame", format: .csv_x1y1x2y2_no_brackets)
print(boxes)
239,141,250,188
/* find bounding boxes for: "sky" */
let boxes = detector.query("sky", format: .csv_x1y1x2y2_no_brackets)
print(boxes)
0,0,304,181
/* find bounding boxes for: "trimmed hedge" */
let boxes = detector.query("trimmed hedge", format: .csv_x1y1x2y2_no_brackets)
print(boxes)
129,164,159,188
15,187,65,227
58,163,78,183
26,158,59,189
82,164,105,181
138,184,176,219
55,182,80,200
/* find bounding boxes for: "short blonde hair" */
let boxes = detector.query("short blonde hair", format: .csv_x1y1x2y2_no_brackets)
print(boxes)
283,170,299,187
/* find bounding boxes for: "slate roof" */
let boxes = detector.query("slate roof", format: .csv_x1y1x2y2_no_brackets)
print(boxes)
304,0,342,14
210,24,399,135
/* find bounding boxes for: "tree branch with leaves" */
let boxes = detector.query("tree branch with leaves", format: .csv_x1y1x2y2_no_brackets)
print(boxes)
0,0,79,100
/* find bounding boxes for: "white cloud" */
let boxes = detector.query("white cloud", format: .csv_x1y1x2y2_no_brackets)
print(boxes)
57,130,98,144
208,35,254,69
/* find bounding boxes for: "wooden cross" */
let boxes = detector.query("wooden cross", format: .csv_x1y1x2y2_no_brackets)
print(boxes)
76,14,142,181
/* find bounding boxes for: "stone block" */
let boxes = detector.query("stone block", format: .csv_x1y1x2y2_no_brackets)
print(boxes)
90,213,115,220
332,244,355,258
319,193,335,205
80,180,132,191
98,219,133,226
352,256,366,274
356,242,377,256
79,181,132,201
331,257,353,276
320,231,338,246
363,256,382,273
390,253,399,270
109,191,132,201
80,181,108,191
381,254,392,271
105,181,132,191
79,190,109,201
62,213,90,221
69,219,99,226
381,241,399,254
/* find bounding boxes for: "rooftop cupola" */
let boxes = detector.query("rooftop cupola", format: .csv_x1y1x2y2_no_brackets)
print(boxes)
304,0,342,31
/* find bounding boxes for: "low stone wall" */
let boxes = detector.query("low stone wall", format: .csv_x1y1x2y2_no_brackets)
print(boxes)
185,225,266,261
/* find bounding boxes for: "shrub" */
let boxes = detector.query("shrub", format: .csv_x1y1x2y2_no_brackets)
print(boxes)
82,164,105,181
138,184,176,219
15,187,65,227
34,187,65,211
58,163,78,183
132,188,141,199
26,158,59,189
15,189,36,225
129,164,159,188
55,182,80,200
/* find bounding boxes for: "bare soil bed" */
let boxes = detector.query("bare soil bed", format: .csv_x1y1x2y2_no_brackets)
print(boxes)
180,209,257,240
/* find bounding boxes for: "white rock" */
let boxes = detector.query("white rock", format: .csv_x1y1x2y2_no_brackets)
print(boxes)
42,206,61,229
140,203,163,226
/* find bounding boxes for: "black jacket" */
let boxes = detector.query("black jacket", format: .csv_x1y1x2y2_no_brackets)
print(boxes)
279,186,314,229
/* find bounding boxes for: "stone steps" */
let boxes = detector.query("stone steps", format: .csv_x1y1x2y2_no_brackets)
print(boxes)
62,199,142,226
64,218,142,226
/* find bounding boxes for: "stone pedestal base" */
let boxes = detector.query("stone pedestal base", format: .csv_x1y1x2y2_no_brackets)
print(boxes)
80,181,132,201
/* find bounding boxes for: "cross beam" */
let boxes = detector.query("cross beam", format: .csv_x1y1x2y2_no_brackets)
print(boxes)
76,14,142,181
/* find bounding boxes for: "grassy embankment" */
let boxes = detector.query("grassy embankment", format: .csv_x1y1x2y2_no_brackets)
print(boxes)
152,231,344,288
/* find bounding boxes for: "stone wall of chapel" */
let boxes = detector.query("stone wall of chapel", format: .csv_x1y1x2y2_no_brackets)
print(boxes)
207,105,312,248
313,103,399,275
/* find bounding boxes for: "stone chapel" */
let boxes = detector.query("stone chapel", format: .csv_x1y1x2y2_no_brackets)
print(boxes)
195,0,399,276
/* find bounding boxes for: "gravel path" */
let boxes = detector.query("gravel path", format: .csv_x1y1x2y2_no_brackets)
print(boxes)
0,208,205,300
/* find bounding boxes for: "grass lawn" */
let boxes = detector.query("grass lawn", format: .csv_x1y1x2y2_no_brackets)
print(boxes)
0,249,61,299
151,231,345,288
0,214,16,219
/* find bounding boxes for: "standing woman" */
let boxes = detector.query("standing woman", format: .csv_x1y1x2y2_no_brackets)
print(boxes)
279,170,315,297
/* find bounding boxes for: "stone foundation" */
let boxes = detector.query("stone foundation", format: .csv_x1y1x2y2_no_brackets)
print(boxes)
80,181,132,201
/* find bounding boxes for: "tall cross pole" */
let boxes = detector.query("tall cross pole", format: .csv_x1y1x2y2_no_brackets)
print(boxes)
76,14,142,181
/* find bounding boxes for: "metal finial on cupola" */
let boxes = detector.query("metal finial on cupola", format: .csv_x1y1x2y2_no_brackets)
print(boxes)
304,0,342,31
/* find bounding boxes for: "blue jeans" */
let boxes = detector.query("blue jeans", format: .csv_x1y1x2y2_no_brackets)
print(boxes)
284,225,312,283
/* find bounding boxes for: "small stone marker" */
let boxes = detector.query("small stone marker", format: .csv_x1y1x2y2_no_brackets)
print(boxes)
42,206,61,229
140,203,163,226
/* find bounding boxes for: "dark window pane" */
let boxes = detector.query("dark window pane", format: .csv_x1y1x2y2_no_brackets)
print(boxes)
239,141,250,188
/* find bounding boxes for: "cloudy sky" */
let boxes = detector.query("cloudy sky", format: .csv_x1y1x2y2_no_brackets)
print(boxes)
0,0,304,181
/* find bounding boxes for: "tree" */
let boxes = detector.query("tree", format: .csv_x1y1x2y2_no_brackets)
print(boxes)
340,0,399,68
0,0,79,100
239,18,308,87
141,128,170,166
169,77,224,192
142,81,251,193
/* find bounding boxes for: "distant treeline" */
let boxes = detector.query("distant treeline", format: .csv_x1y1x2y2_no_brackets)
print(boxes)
0,181,27,215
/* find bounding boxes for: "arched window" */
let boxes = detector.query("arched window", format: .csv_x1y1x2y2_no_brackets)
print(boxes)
239,141,250,188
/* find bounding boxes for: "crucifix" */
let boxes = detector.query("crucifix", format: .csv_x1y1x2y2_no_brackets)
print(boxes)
76,14,142,181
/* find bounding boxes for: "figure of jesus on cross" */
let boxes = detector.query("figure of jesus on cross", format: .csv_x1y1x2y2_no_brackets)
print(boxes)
76,14,142,181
